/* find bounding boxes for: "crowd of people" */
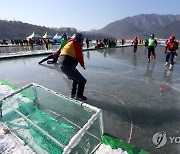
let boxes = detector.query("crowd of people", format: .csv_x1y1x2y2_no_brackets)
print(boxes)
131,34,179,69
95,38,117,48
84,38,117,49
1,32,178,102
0,38,51,46
37,32,179,102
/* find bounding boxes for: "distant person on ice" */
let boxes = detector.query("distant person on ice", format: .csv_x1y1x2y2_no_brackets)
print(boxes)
28,38,34,50
132,37,138,53
95,40,105,48
147,34,157,63
59,33,87,101
86,38,89,49
43,39,49,50
144,39,148,48
164,35,179,70
38,33,68,64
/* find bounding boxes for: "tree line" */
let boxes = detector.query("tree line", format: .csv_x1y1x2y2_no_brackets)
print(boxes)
0,20,113,40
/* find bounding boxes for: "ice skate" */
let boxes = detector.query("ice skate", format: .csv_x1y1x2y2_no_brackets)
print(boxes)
164,62,169,66
168,64,173,70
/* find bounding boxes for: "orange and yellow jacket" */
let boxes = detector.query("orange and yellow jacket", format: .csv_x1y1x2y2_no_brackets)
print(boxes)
60,38,84,67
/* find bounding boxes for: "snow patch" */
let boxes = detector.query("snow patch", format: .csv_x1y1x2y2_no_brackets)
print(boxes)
95,143,128,154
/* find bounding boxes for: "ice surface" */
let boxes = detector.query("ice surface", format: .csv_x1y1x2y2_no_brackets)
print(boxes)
0,46,180,153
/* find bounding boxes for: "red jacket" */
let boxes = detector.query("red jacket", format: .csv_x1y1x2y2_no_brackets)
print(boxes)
132,39,138,45
29,39,33,45
165,40,178,52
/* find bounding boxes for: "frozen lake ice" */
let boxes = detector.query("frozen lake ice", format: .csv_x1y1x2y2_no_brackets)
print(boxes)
0,46,180,153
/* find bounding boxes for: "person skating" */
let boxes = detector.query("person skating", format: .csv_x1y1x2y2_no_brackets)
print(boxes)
39,33,68,64
164,35,179,70
59,33,87,101
59,33,69,50
86,38,89,49
147,34,157,63
144,39,148,48
39,50,61,64
43,39,49,50
29,38,34,50
132,37,138,53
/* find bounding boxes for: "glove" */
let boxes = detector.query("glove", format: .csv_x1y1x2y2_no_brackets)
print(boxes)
164,50,167,53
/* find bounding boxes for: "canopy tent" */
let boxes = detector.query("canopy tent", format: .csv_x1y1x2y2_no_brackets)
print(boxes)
53,33,61,39
42,32,53,39
27,32,42,39
52,33,61,43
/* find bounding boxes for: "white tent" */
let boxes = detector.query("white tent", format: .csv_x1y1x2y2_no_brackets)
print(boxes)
27,32,42,39
53,33,61,39
42,32,53,39
52,33,61,43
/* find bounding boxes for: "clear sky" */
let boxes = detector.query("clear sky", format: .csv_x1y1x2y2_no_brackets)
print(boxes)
0,0,179,31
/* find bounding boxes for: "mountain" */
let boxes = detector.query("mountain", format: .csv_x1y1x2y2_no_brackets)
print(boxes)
0,20,78,39
94,14,180,39
1,14,180,40
0,20,112,40
156,21,180,39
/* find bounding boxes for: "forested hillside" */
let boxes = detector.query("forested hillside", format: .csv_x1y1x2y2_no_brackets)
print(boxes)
0,20,112,40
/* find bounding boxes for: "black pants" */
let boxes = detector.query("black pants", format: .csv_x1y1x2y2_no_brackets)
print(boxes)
134,45,137,53
39,54,58,64
60,64,87,98
148,46,156,59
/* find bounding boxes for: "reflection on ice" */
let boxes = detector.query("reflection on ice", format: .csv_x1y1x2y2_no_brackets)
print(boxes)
0,46,180,153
